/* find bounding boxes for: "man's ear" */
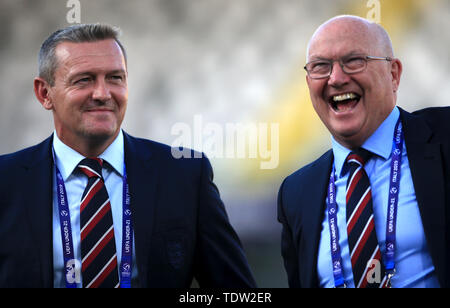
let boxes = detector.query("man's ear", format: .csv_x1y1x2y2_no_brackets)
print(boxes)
390,58,403,93
34,77,53,110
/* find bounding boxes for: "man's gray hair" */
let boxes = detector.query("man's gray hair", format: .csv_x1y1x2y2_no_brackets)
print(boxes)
38,23,127,85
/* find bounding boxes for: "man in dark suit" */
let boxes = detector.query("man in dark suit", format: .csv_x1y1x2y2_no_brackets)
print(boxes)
278,15,450,288
0,24,256,288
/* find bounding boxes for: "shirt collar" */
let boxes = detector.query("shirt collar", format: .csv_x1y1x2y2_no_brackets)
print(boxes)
53,130,124,181
332,106,400,177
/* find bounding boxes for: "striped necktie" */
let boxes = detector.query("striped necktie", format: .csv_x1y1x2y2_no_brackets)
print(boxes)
346,149,385,288
79,158,119,288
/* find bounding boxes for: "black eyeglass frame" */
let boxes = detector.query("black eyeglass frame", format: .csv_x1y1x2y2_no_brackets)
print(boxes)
304,55,393,79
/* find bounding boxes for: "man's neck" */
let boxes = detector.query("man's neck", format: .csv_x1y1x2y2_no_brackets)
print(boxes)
333,135,367,152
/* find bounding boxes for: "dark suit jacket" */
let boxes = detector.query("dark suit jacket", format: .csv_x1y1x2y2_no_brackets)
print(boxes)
278,107,450,288
0,132,256,288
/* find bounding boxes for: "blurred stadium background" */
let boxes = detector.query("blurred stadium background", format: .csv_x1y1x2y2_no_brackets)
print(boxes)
0,0,448,287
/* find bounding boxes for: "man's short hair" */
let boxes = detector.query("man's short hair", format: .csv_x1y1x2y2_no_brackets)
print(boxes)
38,23,127,85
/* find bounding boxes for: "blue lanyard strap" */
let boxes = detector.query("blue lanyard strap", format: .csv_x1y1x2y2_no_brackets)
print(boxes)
54,158,77,288
384,119,403,273
53,150,133,288
119,165,133,288
327,118,403,288
327,167,346,288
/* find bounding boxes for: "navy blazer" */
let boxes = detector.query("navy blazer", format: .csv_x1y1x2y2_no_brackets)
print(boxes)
278,107,450,288
0,132,256,288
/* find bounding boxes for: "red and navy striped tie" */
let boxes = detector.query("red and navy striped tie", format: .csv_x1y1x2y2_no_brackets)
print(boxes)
79,158,119,288
346,149,386,288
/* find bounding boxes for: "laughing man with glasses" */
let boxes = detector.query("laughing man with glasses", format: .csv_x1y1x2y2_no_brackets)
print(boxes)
278,15,450,288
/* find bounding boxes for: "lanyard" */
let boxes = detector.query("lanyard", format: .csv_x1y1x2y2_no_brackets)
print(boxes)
120,166,133,288
327,168,346,287
53,151,134,288
327,118,403,288
55,161,77,288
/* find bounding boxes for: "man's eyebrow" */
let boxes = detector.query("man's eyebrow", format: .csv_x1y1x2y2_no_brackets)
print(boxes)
342,51,367,57
106,69,127,75
308,56,331,61
308,51,367,61
68,69,127,79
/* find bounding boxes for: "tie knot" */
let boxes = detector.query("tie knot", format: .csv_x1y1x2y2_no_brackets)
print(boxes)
346,148,372,167
78,158,103,179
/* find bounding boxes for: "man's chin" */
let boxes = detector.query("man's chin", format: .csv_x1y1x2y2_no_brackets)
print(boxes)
329,117,365,137
81,127,120,143
331,126,365,149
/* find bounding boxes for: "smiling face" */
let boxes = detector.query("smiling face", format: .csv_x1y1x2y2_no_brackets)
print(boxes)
306,17,402,149
35,39,128,156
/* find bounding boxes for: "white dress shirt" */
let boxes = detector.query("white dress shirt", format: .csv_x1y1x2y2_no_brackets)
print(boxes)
52,130,137,287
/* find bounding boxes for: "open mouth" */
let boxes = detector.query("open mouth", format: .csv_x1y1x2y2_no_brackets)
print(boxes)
329,93,361,112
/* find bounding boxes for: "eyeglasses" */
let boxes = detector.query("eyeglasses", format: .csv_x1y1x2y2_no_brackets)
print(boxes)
304,55,392,79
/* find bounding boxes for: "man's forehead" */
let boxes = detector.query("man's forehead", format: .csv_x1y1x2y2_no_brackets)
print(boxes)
55,39,125,64
309,32,371,54
54,39,127,75
307,17,377,60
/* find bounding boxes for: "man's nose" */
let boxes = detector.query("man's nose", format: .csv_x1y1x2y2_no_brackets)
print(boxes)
328,62,351,87
92,79,112,102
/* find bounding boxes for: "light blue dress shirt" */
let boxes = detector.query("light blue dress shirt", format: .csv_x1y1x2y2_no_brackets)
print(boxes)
317,107,440,288
52,130,137,288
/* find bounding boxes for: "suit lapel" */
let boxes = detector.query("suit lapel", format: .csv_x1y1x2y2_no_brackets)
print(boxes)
302,150,333,287
400,108,446,286
23,136,54,287
123,132,159,288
